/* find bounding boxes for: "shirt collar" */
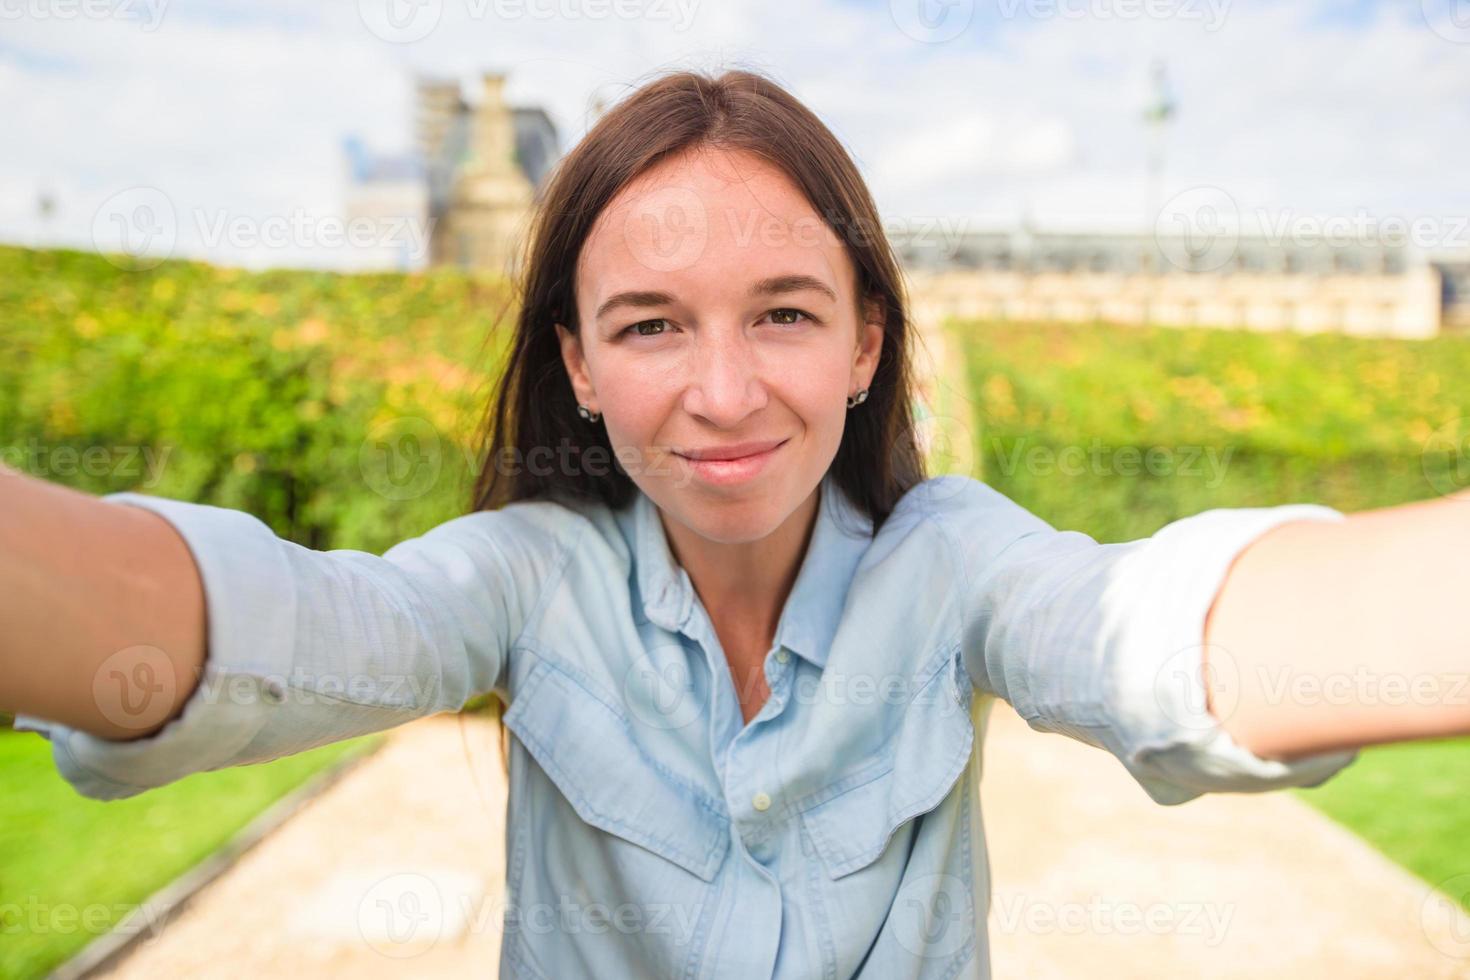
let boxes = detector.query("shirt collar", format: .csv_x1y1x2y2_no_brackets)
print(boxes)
625,471,874,670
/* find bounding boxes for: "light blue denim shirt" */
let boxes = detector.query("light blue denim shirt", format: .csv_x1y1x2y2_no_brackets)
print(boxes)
17,472,1361,978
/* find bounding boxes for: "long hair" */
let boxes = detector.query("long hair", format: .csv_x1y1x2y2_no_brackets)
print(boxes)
463,65,928,776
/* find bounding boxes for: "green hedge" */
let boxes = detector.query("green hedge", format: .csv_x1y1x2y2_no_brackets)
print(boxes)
9,249,1469,555
954,318,1470,541
0,245,515,554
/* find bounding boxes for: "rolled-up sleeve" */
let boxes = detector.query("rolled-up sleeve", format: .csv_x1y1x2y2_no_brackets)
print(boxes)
13,491,568,801
939,476,1361,806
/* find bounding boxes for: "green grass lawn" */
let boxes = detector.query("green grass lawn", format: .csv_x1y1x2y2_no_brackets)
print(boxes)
952,316,1470,906
1292,740,1470,904
0,729,384,980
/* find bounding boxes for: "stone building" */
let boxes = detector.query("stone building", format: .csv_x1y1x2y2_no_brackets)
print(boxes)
897,224,1470,339
416,72,560,279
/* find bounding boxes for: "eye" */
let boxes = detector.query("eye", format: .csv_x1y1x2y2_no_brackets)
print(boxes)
767,308,815,326
622,318,672,338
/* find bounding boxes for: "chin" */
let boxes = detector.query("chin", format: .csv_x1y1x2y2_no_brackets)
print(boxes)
669,488,785,543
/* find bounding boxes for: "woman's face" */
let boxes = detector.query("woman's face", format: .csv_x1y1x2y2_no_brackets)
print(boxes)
556,145,884,544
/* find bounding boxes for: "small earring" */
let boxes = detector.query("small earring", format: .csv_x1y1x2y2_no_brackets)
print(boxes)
577,403,601,422
846,388,869,409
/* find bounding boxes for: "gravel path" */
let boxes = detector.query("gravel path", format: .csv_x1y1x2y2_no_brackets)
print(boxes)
980,698,1470,978
93,705,1470,978
94,715,510,978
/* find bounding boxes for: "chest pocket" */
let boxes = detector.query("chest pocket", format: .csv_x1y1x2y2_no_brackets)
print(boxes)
798,643,977,879
502,655,731,881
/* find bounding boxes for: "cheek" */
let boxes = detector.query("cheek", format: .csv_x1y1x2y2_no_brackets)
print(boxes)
594,357,678,443
781,345,853,426
803,387,852,457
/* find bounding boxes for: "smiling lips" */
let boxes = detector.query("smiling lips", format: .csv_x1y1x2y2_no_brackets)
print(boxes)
674,438,787,461
672,438,789,485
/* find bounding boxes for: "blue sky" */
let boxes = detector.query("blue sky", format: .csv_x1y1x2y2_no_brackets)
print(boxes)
4,0,1469,269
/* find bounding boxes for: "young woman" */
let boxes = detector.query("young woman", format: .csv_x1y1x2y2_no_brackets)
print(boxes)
5,68,1469,979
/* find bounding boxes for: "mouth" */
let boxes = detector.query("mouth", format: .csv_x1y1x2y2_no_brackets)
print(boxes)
671,438,789,485
673,438,788,462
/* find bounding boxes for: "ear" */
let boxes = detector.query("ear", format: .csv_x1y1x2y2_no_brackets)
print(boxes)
851,293,886,390
554,322,597,412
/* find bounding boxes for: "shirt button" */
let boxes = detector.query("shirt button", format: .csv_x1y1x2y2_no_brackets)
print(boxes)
752,791,772,812
775,649,790,664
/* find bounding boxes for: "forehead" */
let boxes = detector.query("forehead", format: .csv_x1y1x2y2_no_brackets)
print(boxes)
576,146,856,316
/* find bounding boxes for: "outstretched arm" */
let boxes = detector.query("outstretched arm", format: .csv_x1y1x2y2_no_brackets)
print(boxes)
941,474,1360,806
1204,488,1470,760
0,464,207,740
3,463,567,800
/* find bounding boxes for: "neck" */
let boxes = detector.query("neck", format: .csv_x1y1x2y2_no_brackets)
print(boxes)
659,484,822,645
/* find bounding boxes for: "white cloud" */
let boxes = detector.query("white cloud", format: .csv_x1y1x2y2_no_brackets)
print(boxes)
3,0,1468,268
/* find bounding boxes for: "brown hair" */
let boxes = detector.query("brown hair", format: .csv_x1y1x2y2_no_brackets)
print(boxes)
462,65,928,776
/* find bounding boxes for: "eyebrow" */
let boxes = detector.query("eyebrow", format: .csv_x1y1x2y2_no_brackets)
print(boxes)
594,273,839,322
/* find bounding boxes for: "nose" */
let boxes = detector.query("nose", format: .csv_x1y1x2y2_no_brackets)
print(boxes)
680,323,769,428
